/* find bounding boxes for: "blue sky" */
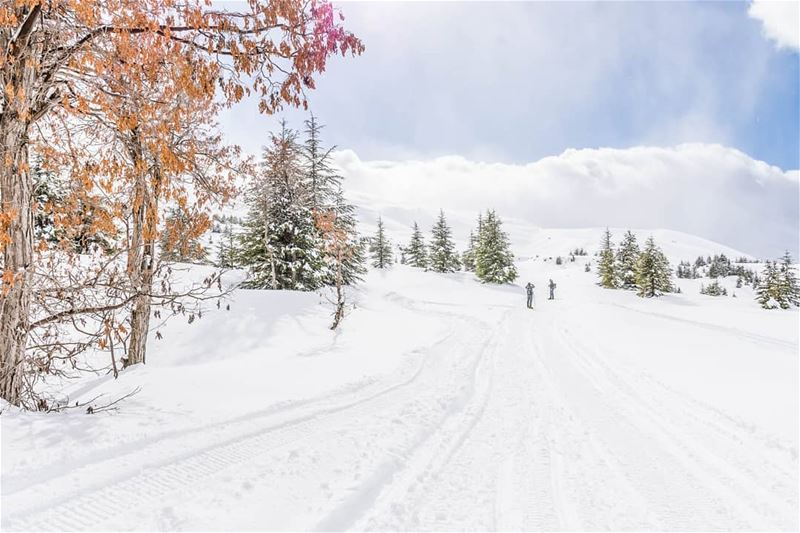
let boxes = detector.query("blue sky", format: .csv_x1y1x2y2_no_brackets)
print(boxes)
220,1,799,170
218,1,799,256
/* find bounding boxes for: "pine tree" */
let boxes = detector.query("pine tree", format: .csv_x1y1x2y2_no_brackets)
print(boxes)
237,122,328,290
676,261,697,279
31,156,66,244
302,113,342,210
428,209,461,273
217,223,237,268
615,230,639,289
406,222,428,269
462,213,483,272
756,261,781,309
700,279,727,296
634,236,672,297
474,210,517,283
778,251,800,308
316,189,366,329
70,192,117,254
462,230,477,271
597,228,616,288
708,254,731,278
160,207,208,263
327,186,366,284
758,253,800,309
33,155,115,254
300,116,364,285
369,216,393,269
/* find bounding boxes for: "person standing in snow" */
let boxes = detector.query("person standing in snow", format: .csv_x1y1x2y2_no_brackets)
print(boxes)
548,279,556,300
526,282,535,309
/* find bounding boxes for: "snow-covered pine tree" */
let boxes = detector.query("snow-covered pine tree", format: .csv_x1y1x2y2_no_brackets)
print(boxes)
634,236,673,297
32,157,117,254
756,261,781,309
708,254,731,278
778,251,800,308
474,210,517,283
700,279,727,296
428,209,461,273
237,122,328,290
327,186,366,284
462,213,483,272
160,207,208,263
406,221,428,269
217,223,237,268
302,114,342,210
462,231,476,271
369,216,393,269
315,190,365,329
597,227,616,288
36,154,116,254
676,261,695,279
31,156,66,244
300,116,364,285
615,230,639,289
758,253,800,309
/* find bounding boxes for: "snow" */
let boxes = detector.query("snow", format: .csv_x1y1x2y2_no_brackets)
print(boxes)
1,228,798,531
352,189,758,262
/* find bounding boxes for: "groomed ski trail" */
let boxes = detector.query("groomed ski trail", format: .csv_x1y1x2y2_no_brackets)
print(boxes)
2,276,796,531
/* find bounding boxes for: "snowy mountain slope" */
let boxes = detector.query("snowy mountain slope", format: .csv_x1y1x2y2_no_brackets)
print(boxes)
352,191,755,261
1,227,797,531
510,227,753,261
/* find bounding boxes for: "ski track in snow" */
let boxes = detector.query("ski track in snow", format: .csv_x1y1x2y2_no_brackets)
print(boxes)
2,268,797,531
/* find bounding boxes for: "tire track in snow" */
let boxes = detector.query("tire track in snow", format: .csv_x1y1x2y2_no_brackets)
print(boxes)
607,302,797,353
2,309,462,499
4,296,504,532
555,323,797,529
536,312,795,530
491,310,584,531
525,313,660,530
315,308,507,531
3,311,488,531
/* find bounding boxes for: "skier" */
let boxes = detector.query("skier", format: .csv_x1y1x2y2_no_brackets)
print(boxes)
525,282,535,309
548,279,556,300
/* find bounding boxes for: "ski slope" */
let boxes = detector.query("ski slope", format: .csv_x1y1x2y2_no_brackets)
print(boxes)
1,233,798,531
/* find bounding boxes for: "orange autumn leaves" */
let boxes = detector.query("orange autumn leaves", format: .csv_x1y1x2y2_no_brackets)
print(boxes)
2,0,363,261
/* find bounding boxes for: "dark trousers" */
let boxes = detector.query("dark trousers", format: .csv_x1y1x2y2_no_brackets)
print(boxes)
549,289,554,300
527,294,533,308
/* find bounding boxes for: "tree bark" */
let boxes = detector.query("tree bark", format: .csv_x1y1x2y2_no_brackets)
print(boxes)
0,4,45,406
0,121,34,406
125,150,158,366
330,257,345,330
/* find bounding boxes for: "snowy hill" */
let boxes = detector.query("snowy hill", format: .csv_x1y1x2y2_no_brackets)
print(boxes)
1,222,797,530
351,190,755,262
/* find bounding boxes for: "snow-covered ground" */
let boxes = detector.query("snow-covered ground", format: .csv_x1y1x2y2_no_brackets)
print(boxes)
1,228,797,531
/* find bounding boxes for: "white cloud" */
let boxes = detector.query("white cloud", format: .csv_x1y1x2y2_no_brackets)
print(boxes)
748,0,800,51
335,144,799,259
221,2,784,166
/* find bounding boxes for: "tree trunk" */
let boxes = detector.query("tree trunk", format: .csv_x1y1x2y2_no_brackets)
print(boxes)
0,121,34,406
127,292,151,365
126,159,157,366
330,258,345,330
